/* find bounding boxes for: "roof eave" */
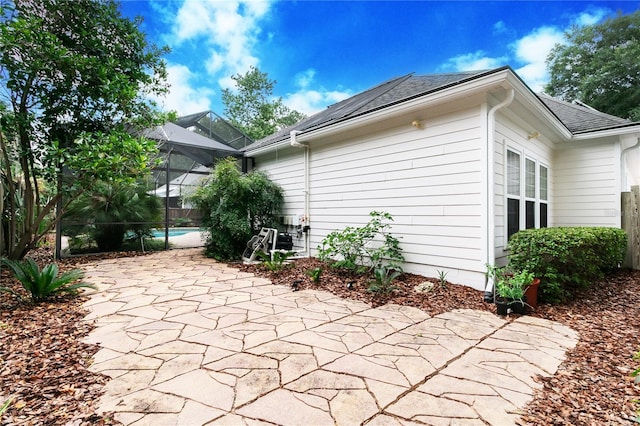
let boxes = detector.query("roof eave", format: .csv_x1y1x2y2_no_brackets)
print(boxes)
571,123,640,140
293,68,516,144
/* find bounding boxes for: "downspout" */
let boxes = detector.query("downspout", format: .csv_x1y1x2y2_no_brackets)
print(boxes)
290,130,310,257
620,136,640,192
484,89,515,301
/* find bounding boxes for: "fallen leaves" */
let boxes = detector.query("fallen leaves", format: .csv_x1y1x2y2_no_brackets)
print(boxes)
1,248,638,424
245,257,640,425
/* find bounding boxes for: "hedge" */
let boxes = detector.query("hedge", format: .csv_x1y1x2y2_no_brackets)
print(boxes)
507,227,627,304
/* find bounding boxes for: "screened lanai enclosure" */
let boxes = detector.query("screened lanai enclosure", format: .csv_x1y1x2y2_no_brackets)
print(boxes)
57,112,249,257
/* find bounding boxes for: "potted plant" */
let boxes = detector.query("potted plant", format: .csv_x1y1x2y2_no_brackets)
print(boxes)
487,265,535,315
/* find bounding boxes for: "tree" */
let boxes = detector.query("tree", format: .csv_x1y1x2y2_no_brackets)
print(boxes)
189,157,283,260
545,11,640,121
0,0,169,259
222,66,306,141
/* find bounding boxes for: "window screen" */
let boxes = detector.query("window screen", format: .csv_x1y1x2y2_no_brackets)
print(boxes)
507,150,520,196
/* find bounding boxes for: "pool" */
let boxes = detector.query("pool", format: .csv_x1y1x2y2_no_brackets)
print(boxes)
152,228,199,238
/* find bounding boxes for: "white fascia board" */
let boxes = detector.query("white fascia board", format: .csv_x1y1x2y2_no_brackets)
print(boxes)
244,139,292,156
503,74,573,140
571,126,640,140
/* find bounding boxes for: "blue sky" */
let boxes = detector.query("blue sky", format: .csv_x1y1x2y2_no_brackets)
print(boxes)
119,0,640,117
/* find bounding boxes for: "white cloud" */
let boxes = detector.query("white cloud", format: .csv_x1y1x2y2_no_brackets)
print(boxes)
295,69,316,89
493,20,507,34
512,26,564,91
443,51,508,72
282,69,352,115
172,1,271,84
442,7,614,92
575,8,609,26
153,64,213,115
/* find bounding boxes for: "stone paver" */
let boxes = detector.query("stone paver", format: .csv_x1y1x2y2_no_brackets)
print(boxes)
81,249,578,425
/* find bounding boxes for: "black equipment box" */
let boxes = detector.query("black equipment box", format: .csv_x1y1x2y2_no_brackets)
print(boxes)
275,233,293,250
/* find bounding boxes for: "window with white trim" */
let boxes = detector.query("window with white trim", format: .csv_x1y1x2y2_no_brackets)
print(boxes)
506,149,548,240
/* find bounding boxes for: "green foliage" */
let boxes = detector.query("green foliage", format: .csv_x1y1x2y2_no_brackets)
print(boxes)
632,350,640,422
306,267,323,283
0,396,12,415
545,11,640,121
318,211,404,274
64,180,162,252
0,258,96,303
0,0,168,259
436,269,448,288
257,251,293,272
507,227,627,303
367,266,401,295
486,265,534,301
222,66,306,140
189,158,283,260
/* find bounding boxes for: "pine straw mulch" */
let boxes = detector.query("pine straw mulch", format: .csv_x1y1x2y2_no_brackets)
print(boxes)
0,248,638,425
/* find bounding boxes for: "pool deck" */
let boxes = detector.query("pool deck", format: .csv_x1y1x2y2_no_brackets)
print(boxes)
81,248,578,425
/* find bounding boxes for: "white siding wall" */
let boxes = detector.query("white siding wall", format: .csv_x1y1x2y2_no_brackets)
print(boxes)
553,140,621,227
494,116,554,264
253,148,307,250
298,105,487,287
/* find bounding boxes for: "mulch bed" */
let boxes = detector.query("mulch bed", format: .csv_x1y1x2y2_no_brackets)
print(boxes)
1,248,638,425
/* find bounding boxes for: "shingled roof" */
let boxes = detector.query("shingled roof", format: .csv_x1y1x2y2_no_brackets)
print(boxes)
243,67,639,152
537,93,633,134
243,69,497,151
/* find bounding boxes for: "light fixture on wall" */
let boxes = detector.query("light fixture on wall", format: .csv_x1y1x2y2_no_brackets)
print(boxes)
412,120,424,129
527,131,540,140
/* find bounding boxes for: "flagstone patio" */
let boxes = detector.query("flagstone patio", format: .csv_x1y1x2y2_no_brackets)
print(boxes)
81,248,578,425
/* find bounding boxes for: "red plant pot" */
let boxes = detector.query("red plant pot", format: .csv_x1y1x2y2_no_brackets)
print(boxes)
524,278,541,311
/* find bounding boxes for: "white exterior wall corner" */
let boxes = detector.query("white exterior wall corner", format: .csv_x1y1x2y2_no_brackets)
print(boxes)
493,114,554,263
253,101,492,290
553,138,621,228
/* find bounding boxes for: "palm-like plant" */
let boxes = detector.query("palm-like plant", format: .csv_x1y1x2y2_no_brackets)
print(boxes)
64,180,161,251
0,258,96,303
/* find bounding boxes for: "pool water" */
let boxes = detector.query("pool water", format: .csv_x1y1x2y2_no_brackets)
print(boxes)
152,228,198,238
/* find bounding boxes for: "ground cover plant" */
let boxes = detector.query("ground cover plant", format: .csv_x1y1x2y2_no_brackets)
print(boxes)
0,258,95,304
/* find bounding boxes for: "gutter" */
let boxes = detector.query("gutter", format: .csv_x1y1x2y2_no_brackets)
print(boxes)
290,130,310,257
484,89,515,302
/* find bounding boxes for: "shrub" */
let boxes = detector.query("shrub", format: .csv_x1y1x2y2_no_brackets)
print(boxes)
189,158,283,260
318,211,404,274
507,227,627,303
0,258,96,303
64,180,161,252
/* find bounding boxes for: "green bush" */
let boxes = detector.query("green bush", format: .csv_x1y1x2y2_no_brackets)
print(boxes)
64,180,162,252
318,211,404,274
189,157,283,260
507,227,627,303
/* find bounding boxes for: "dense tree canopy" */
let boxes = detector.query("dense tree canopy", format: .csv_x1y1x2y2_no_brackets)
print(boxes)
545,11,640,121
0,0,169,259
222,66,306,141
